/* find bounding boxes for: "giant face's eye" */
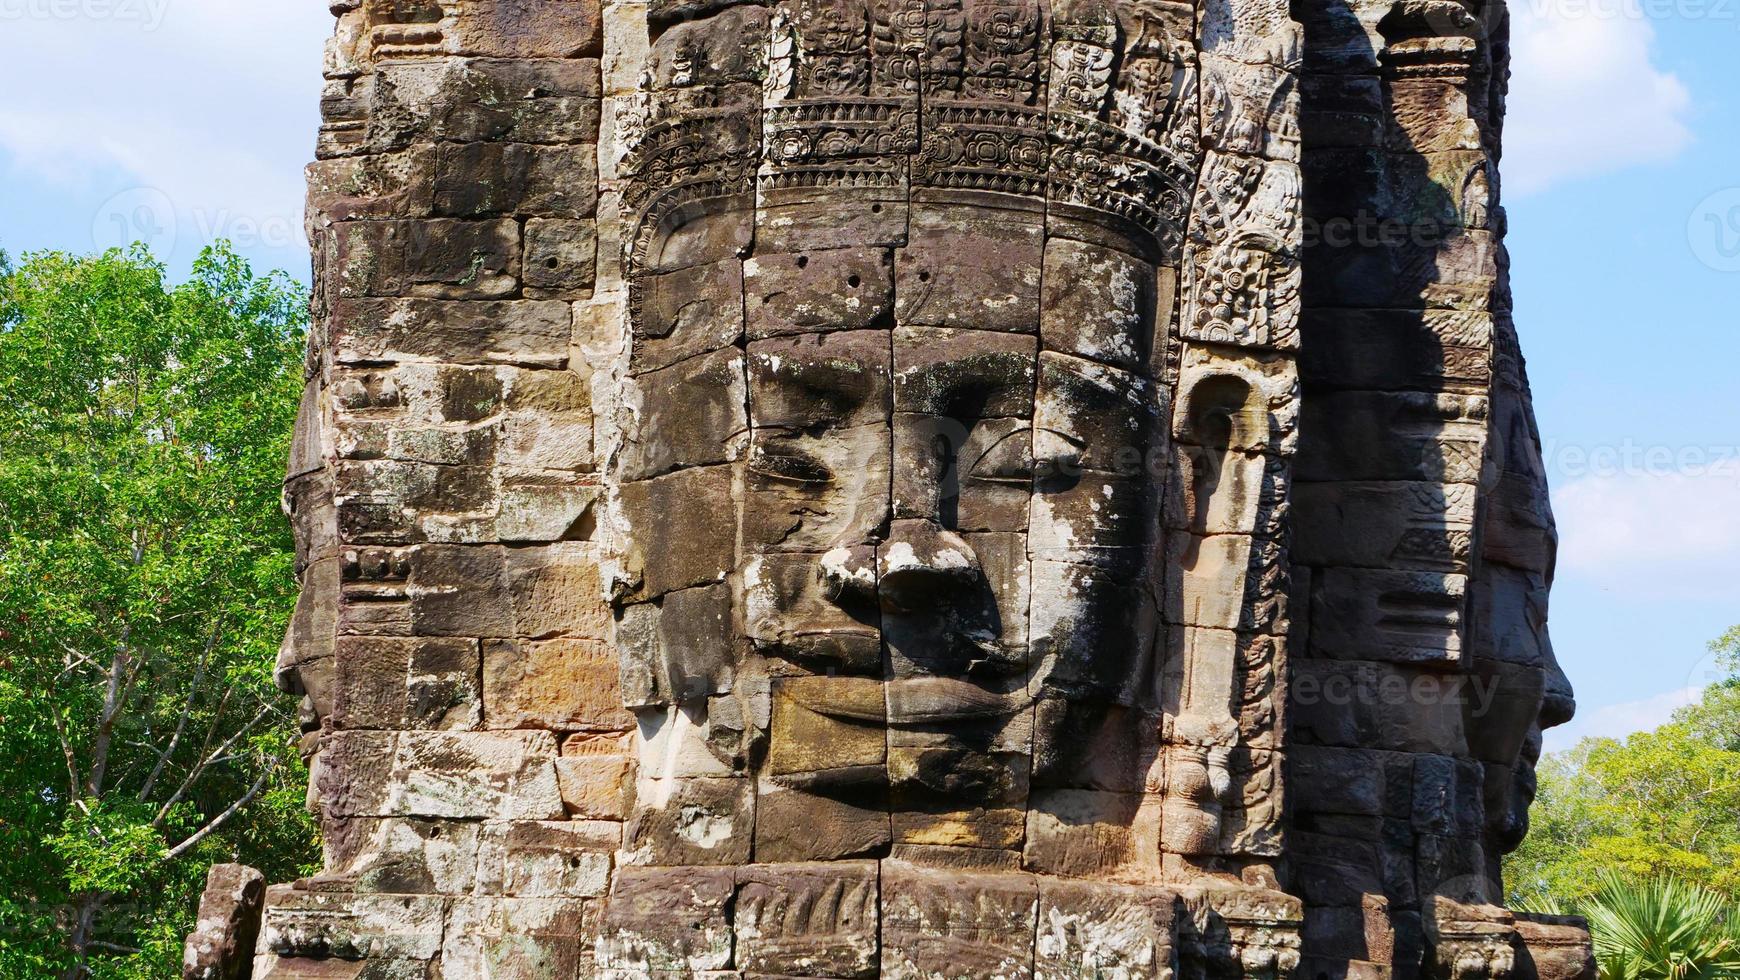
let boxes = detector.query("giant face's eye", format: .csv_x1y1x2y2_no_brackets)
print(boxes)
1032,428,1085,481
969,427,1035,484
969,427,1085,485
749,435,835,486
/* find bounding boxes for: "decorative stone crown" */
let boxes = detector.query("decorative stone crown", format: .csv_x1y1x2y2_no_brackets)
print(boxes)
621,0,1209,278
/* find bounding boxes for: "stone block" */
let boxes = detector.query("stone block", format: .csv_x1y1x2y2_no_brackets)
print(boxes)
1289,745,1387,817
1300,224,1497,311
261,888,447,962
615,466,738,603
632,258,746,374
1028,561,1153,704
618,346,747,481
443,895,599,979
767,676,887,779
1291,480,1474,574
392,731,565,820
892,326,1037,419
313,731,397,819
746,330,891,431
880,863,1039,979
889,747,1029,851
1310,567,1466,665
616,583,737,706
754,783,892,864
740,551,883,674
1295,391,1487,484
1032,352,1158,473
635,704,738,780
335,219,520,299
1035,878,1178,980
1022,790,1149,879
433,143,598,219
1040,237,1156,371
1290,830,1387,909
1297,308,1491,392
1515,915,1598,980
451,0,604,58
503,542,613,638
318,731,565,821
475,821,618,898
334,819,482,895
183,864,265,980
624,776,755,866
558,733,633,820
370,59,600,149
736,862,880,978
894,210,1043,334
334,636,481,731
330,299,572,368
524,218,599,292
484,637,634,731
596,867,736,972
406,544,515,637
495,479,599,542
756,185,910,254
745,247,895,339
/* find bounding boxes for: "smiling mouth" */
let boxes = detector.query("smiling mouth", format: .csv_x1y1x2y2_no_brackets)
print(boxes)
783,675,1033,726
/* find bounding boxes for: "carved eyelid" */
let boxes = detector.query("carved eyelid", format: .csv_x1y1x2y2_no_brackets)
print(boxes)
968,426,1082,482
754,357,876,408
749,430,836,485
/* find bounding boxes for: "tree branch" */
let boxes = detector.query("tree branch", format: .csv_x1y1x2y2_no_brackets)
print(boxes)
163,760,276,863
48,710,82,803
139,619,222,801
154,703,270,827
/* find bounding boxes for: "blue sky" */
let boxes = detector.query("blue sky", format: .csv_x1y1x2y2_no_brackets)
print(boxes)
1,0,1733,751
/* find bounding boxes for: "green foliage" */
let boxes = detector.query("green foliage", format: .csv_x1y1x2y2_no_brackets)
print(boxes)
1581,873,1740,980
1508,629,1740,909
0,243,319,979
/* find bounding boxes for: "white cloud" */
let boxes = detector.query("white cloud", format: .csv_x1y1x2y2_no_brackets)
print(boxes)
0,1,331,248
1552,466,1740,600
1502,0,1693,194
1544,685,1701,752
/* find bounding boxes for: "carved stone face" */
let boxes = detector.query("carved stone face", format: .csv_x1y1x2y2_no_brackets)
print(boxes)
607,0,1221,867
1467,386,1578,857
613,195,1173,861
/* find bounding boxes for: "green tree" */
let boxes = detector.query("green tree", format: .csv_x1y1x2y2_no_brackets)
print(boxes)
1508,629,1740,908
0,244,319,979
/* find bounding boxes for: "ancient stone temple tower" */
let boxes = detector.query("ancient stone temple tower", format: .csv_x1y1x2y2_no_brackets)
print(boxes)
182,0,1595,977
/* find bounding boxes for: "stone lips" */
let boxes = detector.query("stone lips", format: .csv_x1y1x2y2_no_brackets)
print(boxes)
182,0,1594,976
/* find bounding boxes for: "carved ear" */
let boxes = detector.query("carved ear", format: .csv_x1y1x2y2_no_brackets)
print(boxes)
1177,374,1256,450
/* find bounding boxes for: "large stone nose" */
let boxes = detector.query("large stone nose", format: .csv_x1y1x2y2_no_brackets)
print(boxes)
1540,649,1577,730
877,518,982,613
